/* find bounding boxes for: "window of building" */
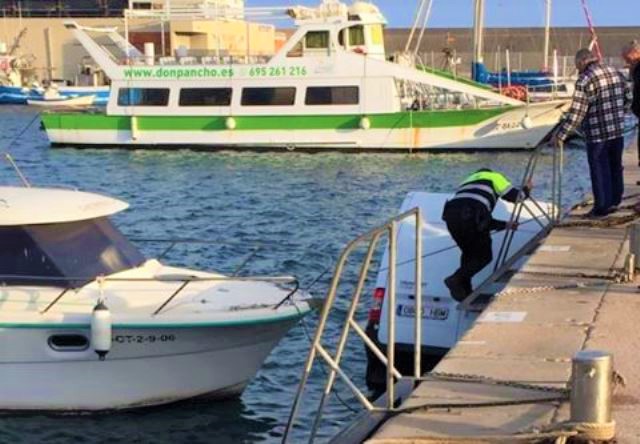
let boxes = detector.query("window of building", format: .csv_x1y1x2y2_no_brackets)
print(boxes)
179,88,232,106
117,88,170,106
241,87,296,106
305,86,359,106
305,31,330,49
348,26,365,46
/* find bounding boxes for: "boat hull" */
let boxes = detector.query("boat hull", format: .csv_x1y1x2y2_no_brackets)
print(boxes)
0,85,108,105
0,319,299,411
41,101,567,151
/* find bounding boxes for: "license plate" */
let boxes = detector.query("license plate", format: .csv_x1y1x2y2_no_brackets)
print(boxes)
397,304,449,321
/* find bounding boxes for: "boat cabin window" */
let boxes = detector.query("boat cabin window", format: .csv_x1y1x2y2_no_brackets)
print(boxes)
305,86,359,105
117,88,170,107
241,87,296,106
287,40,303,58
0,217,145,288
338,30,346,49
348,26,366,46
179,88,232,106
305,31,330,49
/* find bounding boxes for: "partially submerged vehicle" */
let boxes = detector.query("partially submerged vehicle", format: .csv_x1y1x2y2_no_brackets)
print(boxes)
0,185,312,410
364,191,552,387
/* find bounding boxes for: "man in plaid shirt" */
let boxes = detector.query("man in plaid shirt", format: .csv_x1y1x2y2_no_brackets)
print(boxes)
552,48,631,217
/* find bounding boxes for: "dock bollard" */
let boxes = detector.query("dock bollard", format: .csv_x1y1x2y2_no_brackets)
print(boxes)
570,350,615,441
628,222,640,271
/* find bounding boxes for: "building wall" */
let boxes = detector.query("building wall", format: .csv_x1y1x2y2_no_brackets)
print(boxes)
170,20,275,57
1,17,125,82
2,18,638,84
384,27,640,76
1,16,275,82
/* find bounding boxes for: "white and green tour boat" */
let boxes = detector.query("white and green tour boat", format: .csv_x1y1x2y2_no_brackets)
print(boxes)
41,0,569,151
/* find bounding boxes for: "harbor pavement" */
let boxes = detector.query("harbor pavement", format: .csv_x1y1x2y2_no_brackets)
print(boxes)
365,137,640,443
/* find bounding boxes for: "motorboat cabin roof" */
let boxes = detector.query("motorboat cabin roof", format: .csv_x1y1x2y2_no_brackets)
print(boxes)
0,186,128,226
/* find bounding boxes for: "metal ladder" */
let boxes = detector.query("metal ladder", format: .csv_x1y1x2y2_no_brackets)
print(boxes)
283,207,424,443
461,141,564,310
283,142,566,442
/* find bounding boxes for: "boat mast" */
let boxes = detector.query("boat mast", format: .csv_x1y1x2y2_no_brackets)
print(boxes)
472,0,485,81
543,0,551,70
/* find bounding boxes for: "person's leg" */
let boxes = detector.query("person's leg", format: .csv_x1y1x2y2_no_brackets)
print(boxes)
586,141,612,214
608,137,625,207
637,128,640,167
463,231,493,279
445,218,474,300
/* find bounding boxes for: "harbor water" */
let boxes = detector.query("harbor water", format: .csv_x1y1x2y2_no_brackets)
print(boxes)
0,106,596,443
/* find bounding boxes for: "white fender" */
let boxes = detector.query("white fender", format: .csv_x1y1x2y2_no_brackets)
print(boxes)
359,116,371,130
226,116,237,130
91,300,112,361
521,115,533,130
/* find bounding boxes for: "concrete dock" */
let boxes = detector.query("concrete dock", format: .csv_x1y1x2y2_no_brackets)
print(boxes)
362,141,640,443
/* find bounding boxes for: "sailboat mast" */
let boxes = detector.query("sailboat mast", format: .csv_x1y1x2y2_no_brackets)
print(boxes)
543,0,551,70
472,0,485,64
472,0,485,81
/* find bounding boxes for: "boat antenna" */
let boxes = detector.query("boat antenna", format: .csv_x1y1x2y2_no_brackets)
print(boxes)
3,153,31,187
580,0,602,61
1,110,39,187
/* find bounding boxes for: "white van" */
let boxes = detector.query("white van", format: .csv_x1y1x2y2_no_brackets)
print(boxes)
364,191,551,389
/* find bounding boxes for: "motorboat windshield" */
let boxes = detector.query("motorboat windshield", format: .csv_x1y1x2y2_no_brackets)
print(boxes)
0,217,145,288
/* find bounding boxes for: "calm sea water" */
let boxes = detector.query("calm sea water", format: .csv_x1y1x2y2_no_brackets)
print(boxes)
0,106,596,443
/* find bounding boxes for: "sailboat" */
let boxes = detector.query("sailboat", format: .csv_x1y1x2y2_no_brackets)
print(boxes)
470,0,575,101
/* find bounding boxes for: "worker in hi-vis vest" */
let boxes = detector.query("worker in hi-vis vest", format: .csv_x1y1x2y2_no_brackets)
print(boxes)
442,169,532,302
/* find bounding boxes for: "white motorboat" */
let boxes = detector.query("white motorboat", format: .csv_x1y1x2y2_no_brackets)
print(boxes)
0,185,313,411
27,94,96,108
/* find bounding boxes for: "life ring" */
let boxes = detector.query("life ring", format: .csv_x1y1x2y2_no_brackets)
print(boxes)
501,85,528,102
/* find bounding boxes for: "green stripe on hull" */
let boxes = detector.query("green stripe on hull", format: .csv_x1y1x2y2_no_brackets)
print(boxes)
41,108,512,132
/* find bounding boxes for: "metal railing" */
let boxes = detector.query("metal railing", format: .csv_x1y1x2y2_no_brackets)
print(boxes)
0,273,299,315
284,140,567,442
283,207,423,443
460,140,563,310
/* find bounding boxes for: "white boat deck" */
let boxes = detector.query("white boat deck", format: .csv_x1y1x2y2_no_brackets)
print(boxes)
0,260,305,325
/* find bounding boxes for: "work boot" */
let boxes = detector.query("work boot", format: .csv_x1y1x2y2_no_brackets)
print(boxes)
444,274,468,302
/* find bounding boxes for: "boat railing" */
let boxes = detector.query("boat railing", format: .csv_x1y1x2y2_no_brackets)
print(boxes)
121,54,274,67
129,237,265,277
283,207,424,443
3,273,300,315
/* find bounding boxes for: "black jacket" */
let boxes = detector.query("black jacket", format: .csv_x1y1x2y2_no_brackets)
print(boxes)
632,62,640,118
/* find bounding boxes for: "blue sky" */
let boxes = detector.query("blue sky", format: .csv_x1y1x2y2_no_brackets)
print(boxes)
248,0,640,28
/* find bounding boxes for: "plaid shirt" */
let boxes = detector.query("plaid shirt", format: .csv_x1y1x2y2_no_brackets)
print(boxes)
557,62,631,143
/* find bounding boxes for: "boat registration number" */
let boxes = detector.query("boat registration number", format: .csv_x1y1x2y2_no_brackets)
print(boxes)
113,334,176,344
396,304,449,321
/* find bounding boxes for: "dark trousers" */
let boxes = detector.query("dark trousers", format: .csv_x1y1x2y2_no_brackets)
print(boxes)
637,129,640,166
443,201,493,295
586,137,624,214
